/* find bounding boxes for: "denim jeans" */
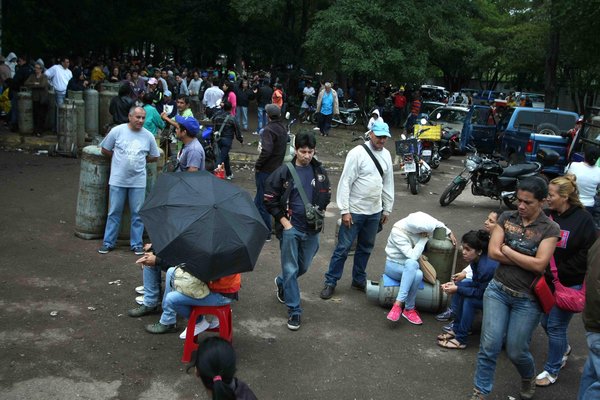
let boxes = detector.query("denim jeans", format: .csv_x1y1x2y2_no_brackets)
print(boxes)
254,171,272,234
452,294,483,345
275,227,320,316
383,258,422,309
257,107,267,131
541,286,580,375
451,278,473,311
159,267,232,325
55,91,66,131
324,211,381,287
473,280,542,395
217,136,233,177
142,265,162,307
578,331,600,400
102,185,146,249
318,113,332,135
237,106,248,130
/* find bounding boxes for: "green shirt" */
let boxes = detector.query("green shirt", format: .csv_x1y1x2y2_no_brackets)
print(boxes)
143,104,166,136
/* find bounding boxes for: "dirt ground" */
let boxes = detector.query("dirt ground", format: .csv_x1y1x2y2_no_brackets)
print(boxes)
0,124,588,400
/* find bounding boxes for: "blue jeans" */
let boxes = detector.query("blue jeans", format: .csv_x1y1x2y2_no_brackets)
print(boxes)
452,294,483,345
541,286,580,375
55,91,66,131
217,136,233,177
257,106,267,131
237,106,248,130
383,258,422,309
324,211,381,287
318,113,332,135
159,267,232,325
450,278,473,311
473,280,542,395
254,171,272,235
275,227,320,316
102,185,146,249
578,331,600,400
142,265,162,307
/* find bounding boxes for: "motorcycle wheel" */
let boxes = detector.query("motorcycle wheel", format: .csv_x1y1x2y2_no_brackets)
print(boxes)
331,119,340,128
418,169,431,184
440,147,452,160
439,180,466,206
430,157,440,169
408,173,419,195
502,193,518,210
310,112,319,124
346,112,357,125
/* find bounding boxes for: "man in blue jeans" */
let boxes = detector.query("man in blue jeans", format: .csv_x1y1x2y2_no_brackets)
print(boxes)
264,131,331,330
579,238,600,399
254,104,288,241
320,121,394,299
98,106,160,255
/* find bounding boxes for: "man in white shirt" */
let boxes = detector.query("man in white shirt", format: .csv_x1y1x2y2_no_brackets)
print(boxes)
202,78,225,119
45,57,73,110
320,121,394,299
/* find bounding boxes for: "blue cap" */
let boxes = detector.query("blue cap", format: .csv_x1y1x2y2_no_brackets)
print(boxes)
371,121,391,137
175,115,200,136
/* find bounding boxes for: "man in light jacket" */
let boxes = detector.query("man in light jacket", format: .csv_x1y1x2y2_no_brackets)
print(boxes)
315,82,339,137
320,121,394,299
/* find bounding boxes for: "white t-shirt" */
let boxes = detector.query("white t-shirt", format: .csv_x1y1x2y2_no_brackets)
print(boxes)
301,86,315,108
44,64,73,92
101,124,160,188
566,162,600,207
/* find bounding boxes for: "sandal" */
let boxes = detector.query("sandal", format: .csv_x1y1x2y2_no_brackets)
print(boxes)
437,338,466,349
535,370,557,387
437,331,455,341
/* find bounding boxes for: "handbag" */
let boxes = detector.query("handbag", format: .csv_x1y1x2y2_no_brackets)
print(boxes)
172,264,210,299
418,255,437,285
530,275,555,314
550,256,586,313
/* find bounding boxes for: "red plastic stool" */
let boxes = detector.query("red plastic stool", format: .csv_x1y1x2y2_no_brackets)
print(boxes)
181,304,233,363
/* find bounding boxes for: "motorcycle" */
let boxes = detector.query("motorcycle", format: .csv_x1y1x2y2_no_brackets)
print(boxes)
396,126,433,195
438,127,460,160
414,115,442,169
331,100,367,127
438,146,557,208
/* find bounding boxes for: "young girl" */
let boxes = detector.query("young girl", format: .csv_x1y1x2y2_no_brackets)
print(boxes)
189,337,257,400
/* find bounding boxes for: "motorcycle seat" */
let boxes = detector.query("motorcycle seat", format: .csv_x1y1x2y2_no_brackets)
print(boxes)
501,163,538,177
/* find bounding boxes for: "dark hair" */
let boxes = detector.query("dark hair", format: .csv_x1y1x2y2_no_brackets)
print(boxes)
295,131,317,149
584,146,600,165
177,94,190,104
222,101,232,112
188,337,237,400
142,93,154,105
517,176,548,201
461,229,490,253
223,81,234,92
118,83,133,97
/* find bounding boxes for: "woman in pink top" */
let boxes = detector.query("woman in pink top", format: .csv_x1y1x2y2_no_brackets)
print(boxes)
222,81,237,116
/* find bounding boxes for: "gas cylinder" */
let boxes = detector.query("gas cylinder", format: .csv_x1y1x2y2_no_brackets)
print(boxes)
74,145,110,239
57,100,78,156
423,227,456,284
366,275,448,313
83,88,99,138
46,88,55,131
68,90,86,148
17,89,34,134
99,85,117,135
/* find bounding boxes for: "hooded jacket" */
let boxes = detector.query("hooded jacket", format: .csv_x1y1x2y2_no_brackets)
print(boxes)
367,109,384,130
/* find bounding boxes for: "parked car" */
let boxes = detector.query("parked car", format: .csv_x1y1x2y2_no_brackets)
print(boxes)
420,85,448,102
430,105,496,155
515,92,546,108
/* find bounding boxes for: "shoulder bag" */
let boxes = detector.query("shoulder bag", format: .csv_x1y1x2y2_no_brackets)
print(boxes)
530,275,555,314
361,144,384,233
286,162,324,231
172,264,210,299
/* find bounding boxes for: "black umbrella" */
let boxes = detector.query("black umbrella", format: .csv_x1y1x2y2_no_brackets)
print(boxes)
139,171,269,282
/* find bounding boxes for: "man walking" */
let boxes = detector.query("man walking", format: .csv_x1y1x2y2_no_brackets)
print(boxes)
320,121,394,299
265,131,331,330
98,106,160,255
254,79,273,134
202,78,224,119
315,82,338,137
254,104,288,241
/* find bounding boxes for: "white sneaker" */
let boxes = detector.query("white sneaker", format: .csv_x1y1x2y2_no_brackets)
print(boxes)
208,318,220,329
135,285,144,295
135,295,144,305
313,127,320,131
179,318,210,339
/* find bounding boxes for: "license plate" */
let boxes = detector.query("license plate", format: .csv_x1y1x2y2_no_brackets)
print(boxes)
422,150,432,156
404,162,416,173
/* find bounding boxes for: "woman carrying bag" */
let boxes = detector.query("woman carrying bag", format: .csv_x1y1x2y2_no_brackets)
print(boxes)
536,175,596,387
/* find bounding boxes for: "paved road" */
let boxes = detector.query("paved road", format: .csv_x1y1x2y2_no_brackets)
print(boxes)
0,145,585,400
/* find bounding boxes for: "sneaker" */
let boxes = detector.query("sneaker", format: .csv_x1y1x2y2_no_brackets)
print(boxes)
287,314,301,331
402,308,423,325
442,323,454,333
561,345,572,369
468,388,486,400
387,304,402,322
145,322,178,334
135,295,144,305
226,175,233,180
208,318,220,330
313,127,320,131
252,131,259,135
535,370,557,387
179,318,210,339
319,284,335,300
520,378,536,399
435,308,455,322
351,280,366,292
274,277,285,304
135,285,145,295
265,234,272,242
132,247,145,256
98,245,112,254
128,305,158,318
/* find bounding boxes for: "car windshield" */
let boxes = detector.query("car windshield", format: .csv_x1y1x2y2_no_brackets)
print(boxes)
430,108,468,124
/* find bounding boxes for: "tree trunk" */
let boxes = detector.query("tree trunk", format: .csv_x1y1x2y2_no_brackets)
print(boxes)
544,2,560,109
